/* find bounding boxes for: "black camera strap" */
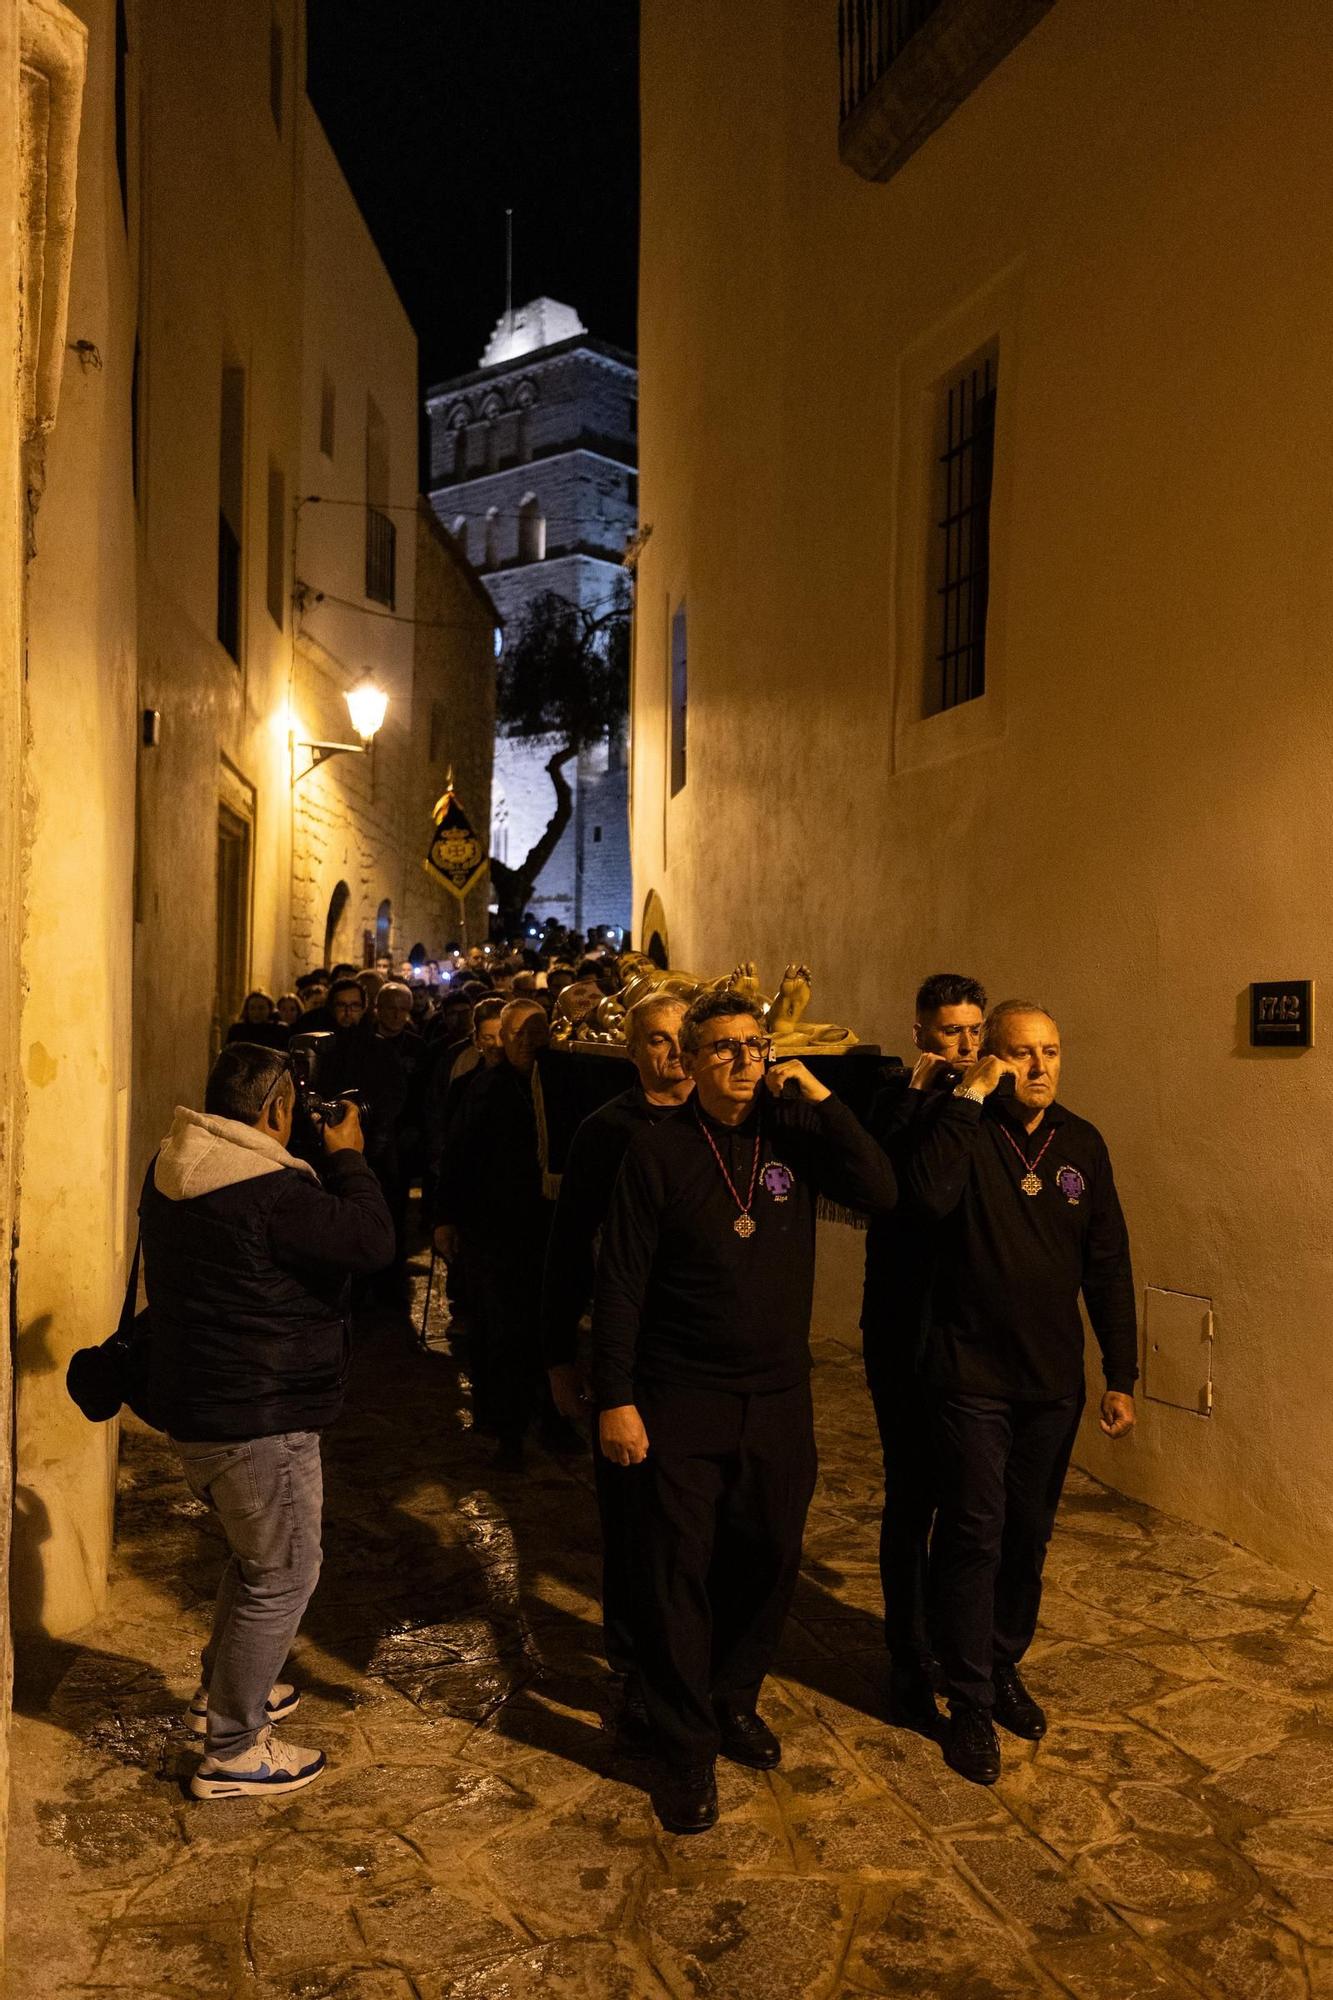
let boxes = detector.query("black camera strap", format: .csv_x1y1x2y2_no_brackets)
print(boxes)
117,1233,143,1342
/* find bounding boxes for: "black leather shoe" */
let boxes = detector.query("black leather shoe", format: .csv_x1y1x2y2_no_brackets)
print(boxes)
888,1664,941,1735
993,1664,1047,1740
716,1704,781,1769
944,1706,1001,1785
654,1760,718,1834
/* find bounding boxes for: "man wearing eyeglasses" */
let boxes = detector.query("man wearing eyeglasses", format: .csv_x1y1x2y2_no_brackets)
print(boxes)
540,993,693,1747
592,989,896,1833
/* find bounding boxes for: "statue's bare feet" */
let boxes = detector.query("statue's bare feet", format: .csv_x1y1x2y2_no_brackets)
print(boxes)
767,963,812,1034
725,959,763,1004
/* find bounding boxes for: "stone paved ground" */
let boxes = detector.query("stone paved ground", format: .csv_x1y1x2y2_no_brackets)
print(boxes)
9,1245,1333,2000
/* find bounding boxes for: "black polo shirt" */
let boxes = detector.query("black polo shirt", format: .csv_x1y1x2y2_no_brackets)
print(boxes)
592,1093,896,1408
902,1091,1138,1402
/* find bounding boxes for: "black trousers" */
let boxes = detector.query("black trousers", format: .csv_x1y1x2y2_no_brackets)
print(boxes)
930,1389,1083,1714
863,1348,936,1669
469,1233,548,1444
593,1446,640,1678
631,1377,818,1765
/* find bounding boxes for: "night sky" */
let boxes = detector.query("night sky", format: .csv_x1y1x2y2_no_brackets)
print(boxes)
306,0,640,396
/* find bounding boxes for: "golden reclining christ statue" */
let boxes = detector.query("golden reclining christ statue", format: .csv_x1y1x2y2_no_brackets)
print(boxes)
548,956,860,1056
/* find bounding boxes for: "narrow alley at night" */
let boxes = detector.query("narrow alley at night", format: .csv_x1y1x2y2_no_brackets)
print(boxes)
5,1,1333,1994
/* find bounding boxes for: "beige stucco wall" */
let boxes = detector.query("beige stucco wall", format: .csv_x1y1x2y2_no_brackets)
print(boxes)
0,0,29,1870
131,0,304,1175
291,105,419,975
12,0,135,1641
635,0,1333,1583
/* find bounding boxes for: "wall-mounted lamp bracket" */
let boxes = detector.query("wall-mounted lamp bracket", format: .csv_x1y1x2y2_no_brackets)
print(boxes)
291,735,369,784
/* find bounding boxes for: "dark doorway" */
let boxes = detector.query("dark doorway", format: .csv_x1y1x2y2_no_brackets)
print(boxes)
324,880,351,965
214,805,251,1052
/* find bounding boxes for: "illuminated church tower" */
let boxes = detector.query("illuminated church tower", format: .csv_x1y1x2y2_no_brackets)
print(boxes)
426,298,637,935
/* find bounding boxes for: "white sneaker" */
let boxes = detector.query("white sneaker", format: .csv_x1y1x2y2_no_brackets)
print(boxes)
184,1681,300,1739
190,1725,326,1800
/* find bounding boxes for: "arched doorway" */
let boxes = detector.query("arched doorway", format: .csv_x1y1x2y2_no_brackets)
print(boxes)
324,880,352,966
375,898,393,963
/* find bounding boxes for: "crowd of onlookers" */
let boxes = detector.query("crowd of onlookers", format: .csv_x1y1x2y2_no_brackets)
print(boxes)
222,929,626,1320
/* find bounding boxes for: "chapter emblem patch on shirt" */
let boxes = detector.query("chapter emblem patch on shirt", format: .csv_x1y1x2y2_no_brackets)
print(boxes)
1055,1164,1085,1205
761,1159,795,1203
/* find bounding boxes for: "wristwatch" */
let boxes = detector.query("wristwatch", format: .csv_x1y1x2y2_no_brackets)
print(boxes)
953,1084,987,1104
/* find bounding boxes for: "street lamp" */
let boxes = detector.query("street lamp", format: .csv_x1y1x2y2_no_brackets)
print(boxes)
345,679,388,742
291,679,389,782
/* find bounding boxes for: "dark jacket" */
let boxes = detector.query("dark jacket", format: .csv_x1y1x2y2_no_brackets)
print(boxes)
141,1106,395,1442
435,1059,551,1248
540,1085,684,1370
902,1089,1138,1400
592,1093,897,1408
860,1069,952,1374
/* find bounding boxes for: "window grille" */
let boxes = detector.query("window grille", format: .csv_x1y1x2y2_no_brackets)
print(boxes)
269,11,284,133
929,348,996,713
217,515,241,662
217,365,245,663
365,506,396,608
266,463,285,629
839,0,943,120
669,603,688,796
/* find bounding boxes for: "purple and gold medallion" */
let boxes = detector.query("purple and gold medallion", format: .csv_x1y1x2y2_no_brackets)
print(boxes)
1055,1164,1085,1206
761,1160,795,1203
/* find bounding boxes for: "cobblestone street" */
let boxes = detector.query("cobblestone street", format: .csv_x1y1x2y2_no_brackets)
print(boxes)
10,1244,1333,2000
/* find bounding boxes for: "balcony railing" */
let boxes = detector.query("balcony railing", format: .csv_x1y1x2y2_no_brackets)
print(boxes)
838,0,943,121
837,0,1056,183
365,504,396,608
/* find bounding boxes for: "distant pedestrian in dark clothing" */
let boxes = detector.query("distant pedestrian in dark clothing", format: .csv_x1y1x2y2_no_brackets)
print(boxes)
435,998,560,1465
330,981,427,1304
592,991,897,1834
295,971,336,1035
860,971,986,1730
225,991,289,1051
902,1001,1137,1788
540,995,692,1735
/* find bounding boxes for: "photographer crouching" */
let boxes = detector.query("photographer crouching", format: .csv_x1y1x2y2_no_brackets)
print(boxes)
140,1041,394,1799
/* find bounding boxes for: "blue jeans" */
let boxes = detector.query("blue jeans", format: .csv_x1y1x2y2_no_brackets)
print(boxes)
175,1430,323,1759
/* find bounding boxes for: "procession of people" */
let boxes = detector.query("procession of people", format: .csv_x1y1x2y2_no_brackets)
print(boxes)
159,951,1137,1832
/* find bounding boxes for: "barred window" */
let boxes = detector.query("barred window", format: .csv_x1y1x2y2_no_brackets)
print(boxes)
669,602,688,796
928,345,997,714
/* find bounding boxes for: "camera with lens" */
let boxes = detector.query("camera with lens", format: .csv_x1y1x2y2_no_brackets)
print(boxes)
287,1032,372,1160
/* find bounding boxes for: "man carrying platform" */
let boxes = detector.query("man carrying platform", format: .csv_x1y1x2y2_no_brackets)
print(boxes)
592,988,897,1834
902,1000,1137,1785
540,993,694,1745
860,971,987,1730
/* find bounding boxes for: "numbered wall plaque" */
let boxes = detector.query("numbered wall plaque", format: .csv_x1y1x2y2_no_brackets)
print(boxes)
1249,980,1314,1049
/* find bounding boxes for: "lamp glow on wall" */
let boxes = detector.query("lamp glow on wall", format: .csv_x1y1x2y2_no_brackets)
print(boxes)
291,679,389,782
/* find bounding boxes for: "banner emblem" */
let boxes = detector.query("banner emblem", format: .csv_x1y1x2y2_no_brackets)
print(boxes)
425,776,487,901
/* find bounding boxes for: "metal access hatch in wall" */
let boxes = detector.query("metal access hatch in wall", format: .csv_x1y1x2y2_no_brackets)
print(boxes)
1143,1287,1214,1416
